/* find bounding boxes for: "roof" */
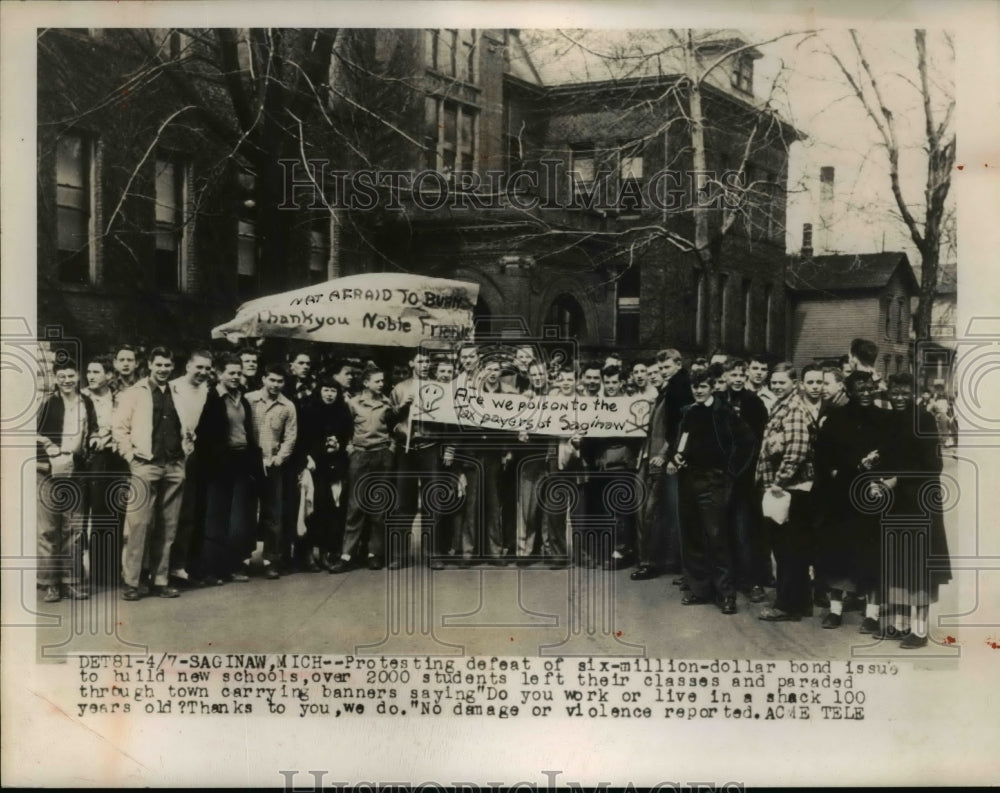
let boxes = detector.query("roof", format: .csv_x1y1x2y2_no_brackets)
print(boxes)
513,29,762,87
786,252,919,295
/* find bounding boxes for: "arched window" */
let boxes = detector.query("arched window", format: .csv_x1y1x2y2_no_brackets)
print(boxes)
545,293,587,340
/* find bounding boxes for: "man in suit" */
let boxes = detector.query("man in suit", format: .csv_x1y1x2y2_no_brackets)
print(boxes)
112,347,187,601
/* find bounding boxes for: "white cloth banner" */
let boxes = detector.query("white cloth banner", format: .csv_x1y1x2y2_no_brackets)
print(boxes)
211,273,479,347
416,383,654,438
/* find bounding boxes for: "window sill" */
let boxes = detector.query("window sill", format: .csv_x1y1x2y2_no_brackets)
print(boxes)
425,71,482,95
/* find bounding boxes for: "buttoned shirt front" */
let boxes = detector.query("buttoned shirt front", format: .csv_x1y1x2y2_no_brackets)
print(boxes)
246,389,297,466
348,392,393,450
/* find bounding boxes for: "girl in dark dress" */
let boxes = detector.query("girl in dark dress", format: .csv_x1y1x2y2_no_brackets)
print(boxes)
300,376,354,568
812,371,891,631
876,373,953,648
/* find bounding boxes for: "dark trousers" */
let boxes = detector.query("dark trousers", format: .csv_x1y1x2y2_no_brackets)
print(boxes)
342,447,394,561
731,472,771,590
169,451,205,574
85,449,128,589
679,467,735,599
394,445,444,558
196,450,256,580
636,467,683,570
308,466,346,556
260,466,284,564
584,469,639,559
515,456,548,557
766,489,814,616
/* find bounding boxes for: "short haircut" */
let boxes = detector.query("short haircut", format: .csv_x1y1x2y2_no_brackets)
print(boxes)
189,348,213,364
148,346,173,363
114,344,136,358
748,352,769,366
53,358,78,374
214,352,242,371
362,364,383,382
771,362,798,380
888,372,915,390
802,363,824,378
601,365,621,380
850,338,878,367
290,350,312,362
581,359,603,375
690,368,716,387
691,357,708,368
330,359,353,375
723,358,747,373
656,348,682,365
558,364,576,378
238,347,259,360
706,362,726,382
86,354,114,374
263,362,287,379
845,370,875,391
822,366,845,383
432,359,454,377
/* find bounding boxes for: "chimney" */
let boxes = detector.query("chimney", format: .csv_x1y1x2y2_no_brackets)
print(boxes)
802,223,813,259
818,166,835,253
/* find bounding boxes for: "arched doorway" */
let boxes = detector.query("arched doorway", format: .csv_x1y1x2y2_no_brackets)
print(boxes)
545,293,587,340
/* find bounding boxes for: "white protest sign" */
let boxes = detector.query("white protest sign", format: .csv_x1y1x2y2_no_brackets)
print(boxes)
211,273,478,347
415,384,653,438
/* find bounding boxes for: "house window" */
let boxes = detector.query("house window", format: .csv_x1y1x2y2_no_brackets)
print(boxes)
55,132,93,284
896,297,907,342
884,354,892,375
424,97,476,174
896,354,904,374
618,141,644,211
308,226,328,285
731,55,753,94
764,284,773,353
154,157,184,292
569,145,596,201
425,29,476,82
718,273,729,347
695,270,706,346
884,298,893,340
236,171,257,298
616,265,641,345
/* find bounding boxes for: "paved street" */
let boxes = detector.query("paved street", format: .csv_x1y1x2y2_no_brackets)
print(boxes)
32,456,976,661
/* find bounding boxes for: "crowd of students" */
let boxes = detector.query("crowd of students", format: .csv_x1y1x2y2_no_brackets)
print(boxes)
36,337,952,647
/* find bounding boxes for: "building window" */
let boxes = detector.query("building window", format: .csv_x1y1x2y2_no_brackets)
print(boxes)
546,294,587,341
425,29,476,82
764,283,773,353
618,141,644,211
884,297,893,340
569,145,596,201
236,171,257,297
616,266,641,345
731,55,753,94
695,269,706,346
308,225,328,285
742,278,752,349
897,297,907,342
718,273,729,347
424,96,476,174
55,132,93,284
154,157,185,292
896,354,904,374
884,354,892,375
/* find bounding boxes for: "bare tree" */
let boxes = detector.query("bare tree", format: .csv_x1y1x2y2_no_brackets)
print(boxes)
825,29,955,339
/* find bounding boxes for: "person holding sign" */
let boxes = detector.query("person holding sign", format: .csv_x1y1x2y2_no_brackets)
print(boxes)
673,368,757,615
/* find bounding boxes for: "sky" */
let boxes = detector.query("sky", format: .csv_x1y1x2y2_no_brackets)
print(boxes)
755,27,956,271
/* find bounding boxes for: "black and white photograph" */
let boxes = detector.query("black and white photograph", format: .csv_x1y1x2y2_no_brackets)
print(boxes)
2,0,998,788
